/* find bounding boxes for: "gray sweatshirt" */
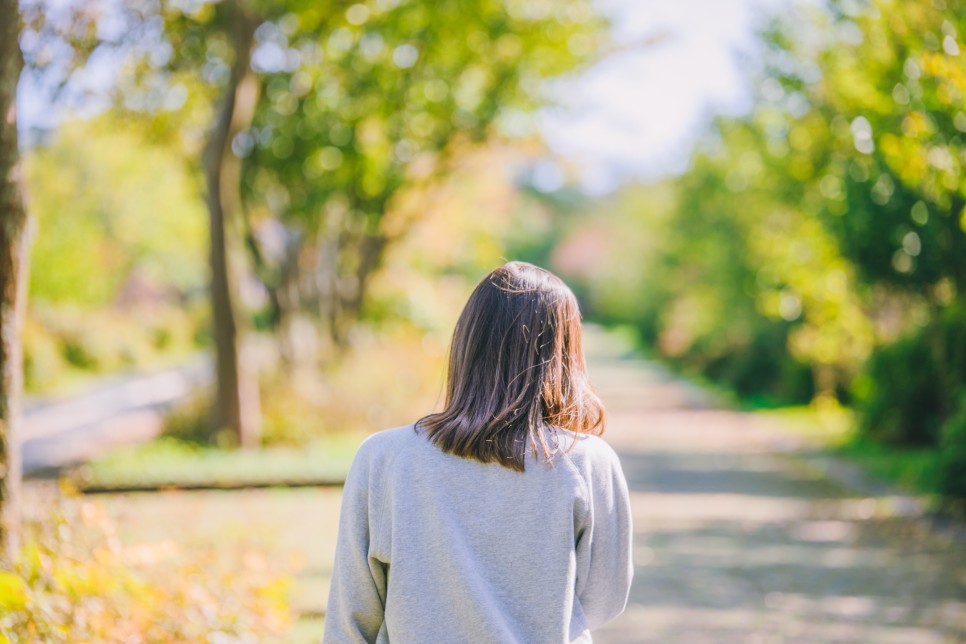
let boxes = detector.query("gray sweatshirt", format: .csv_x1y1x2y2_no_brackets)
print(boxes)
323,423,633,643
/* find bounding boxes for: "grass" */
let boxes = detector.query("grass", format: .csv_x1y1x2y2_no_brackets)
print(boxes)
831,436,943,497
753,404,853,444
72,432,367,492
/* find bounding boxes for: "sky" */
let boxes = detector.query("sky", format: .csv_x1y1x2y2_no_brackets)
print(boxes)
539,0,788,193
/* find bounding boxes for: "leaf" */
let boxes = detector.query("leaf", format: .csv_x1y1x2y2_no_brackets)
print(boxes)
0,570,29,611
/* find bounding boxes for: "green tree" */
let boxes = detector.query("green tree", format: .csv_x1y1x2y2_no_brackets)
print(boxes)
761,0,966,441
139,0,602,443
236,0,597,352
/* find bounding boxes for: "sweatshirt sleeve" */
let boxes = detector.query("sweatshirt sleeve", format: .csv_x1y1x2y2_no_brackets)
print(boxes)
574,441,634,630
323,443,388,643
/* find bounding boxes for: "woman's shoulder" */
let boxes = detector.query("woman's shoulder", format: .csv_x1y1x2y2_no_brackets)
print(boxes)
356,423,421,458
345,424,422,486
556,431,624,477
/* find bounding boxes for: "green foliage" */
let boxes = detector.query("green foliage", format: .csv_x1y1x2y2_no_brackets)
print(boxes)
74,435,362,490
855,301,966,448
758,0,966,453
938,394,966,501
242,0,600,226
0,495,291,641
26,119,208,307
22,118,209,393
855,327,945,446
731,4,953,293
23,303,206,395
160,389,215,446
550,175,820,405
702,323,815,406
833,434,942,497
164,0,604,339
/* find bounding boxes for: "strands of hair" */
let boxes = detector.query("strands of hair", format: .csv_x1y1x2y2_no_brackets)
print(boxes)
418,261,605,471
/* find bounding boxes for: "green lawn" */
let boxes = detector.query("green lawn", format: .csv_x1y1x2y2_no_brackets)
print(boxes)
73,432,367,492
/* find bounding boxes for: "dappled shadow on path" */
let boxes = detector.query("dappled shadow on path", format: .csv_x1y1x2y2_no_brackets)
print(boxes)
600,445,966,643
583,335,966,644
618,451,855,500
606,507,966,643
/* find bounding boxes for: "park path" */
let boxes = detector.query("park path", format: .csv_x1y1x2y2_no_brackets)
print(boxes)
584,331,966,643
22,358,211,473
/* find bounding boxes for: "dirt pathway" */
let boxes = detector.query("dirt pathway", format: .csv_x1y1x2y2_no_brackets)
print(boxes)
587,334,966,643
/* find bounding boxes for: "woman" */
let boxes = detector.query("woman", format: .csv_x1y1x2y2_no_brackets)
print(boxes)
324,261,634,643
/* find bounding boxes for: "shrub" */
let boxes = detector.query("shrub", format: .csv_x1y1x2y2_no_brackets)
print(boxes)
700,323,815,407
260,379,330,447
24,303,207,396
161,389,215,446
22,318,68,394
0,494,292,642
937,394,966,503
855,330,945,447
856,303,966,448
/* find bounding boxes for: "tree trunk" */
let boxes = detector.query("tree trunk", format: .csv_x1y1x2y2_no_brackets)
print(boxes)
276,237,313,367
331,232,388,345
0,0,29,560
204,1,261,448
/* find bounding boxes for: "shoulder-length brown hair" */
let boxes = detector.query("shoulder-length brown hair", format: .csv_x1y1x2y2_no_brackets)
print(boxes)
418,261,605,471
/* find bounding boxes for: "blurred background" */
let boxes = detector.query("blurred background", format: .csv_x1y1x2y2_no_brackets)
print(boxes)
1,0,965,640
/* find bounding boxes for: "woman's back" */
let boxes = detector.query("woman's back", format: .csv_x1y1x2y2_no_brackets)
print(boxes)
324,424,632,644
323,262,633,642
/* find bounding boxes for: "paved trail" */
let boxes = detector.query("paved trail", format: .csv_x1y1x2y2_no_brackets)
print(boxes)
23,359,211,473
587,336,966,643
